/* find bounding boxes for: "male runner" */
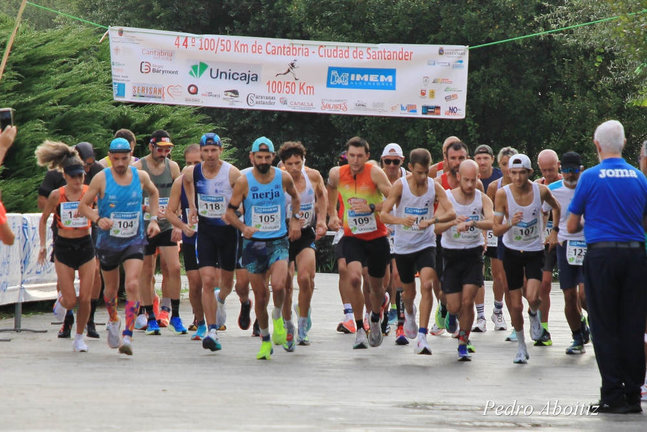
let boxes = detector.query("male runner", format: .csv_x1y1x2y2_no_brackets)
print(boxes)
493,154,560,364
225,137,302,360
79,137,160,355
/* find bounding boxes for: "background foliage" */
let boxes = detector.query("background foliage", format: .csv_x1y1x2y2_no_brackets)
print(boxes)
1,0,646,215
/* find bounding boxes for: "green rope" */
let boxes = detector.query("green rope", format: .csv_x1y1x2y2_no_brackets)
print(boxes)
26,1,108,29
470,8,647,50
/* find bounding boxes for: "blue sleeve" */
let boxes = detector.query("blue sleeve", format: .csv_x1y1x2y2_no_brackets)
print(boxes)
568,172,588,216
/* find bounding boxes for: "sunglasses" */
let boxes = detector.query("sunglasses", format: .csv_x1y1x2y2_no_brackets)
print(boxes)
561,167,580,174
382,159,401,165
154,145,173,153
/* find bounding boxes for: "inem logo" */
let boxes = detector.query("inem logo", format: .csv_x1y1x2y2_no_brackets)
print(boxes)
326,67,396,91
189,62,208,78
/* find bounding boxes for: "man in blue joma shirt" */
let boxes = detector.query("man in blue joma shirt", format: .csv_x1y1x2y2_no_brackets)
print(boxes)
567,120,647,414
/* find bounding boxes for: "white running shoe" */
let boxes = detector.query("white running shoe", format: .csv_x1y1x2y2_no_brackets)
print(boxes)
403,304,418,339
491,311,507,331
472,317,487,333
216,299,227,328
368,317,383,347
106,318,121,349
513,343,529,364
118,335,133,355
429,323,445,336
73,335,88,352
53,294,66,321
641,384,647,401
353,328,369,349
414,334,432,355
528,310,542,341
134,313,148,330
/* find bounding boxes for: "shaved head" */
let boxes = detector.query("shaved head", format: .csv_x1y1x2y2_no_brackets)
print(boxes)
457,159,479,195
537,149,560,183
537,149,558,165
459,159,479,176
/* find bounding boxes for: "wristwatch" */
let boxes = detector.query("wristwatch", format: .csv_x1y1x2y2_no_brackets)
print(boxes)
369,204,376,213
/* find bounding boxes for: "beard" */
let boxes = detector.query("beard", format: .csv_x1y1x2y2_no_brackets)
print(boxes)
563,179,578,188
256,163,271,174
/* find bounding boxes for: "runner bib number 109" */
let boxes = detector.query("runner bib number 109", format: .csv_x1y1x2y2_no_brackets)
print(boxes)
347,210,377,234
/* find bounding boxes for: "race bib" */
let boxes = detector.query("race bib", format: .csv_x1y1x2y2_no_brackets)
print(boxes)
252,205,281,232
401,206,429,232
347,210,377,234
449,215,481,243
511,219,539,242
486,230,498,247
566,240,587,266
289,202,314,227
144,197,168,220
184,208,198,233
197,194,226,219
59,201,88,228
544,220,553,242
110,211,140,238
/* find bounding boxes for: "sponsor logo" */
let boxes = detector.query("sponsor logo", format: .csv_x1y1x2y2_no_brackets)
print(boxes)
140,61,179,76
354,100,367,109
433,78,453,84
326,67,396,91
246,93,276,106
599,169,638,178
441,48,466,57
190,61,261,85
427,60,450,67
111,61,126,67
141,48,174,61
444,87,462,92
321,99,348,112
445,106,463,116
132,83,164,100
113,82,126,98
187,84,198,95
421,105,441,116
279,97,288,105
224,89,239,100
200,91,221,99
288,100,315,110
400,104,417,113
452,60,465,69
189,62,208,78
438,47,445,55
445,94,458,102
166,85,182,99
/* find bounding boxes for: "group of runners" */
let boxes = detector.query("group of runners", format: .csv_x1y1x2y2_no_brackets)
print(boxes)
28,126,646,400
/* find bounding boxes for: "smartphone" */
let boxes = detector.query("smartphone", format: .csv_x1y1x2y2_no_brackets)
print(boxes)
0,108,15,130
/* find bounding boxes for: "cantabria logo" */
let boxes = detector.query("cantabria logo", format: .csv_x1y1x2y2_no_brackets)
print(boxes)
189,62,208,78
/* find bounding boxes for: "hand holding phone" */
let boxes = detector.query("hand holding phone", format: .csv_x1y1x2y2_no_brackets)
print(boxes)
0,108,14,131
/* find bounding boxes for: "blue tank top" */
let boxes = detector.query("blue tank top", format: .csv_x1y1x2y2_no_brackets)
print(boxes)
180,183,197,245
194,161,233,227
243,167,287,240
96,167,146,252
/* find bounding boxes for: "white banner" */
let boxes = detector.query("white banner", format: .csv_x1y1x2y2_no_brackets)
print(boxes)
20,213,58,302
0,214,23,305
109,27,468,119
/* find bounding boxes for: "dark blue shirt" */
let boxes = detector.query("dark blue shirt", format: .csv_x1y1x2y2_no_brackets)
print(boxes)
569,157,647,243
481,167,502,193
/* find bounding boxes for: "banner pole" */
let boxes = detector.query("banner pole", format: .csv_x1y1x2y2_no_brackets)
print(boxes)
0,0,28,82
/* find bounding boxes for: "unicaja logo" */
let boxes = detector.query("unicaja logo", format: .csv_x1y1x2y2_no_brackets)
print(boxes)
190,62,208,78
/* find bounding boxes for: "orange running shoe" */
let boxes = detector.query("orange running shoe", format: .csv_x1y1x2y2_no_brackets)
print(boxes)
157,309,170,327
336,319,356,334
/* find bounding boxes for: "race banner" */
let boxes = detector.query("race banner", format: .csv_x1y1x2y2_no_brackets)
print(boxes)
109,27,468,119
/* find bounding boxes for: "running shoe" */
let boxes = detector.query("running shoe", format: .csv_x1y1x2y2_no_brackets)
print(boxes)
395,325,409,345
445,313,458,335
191,323,207,341
252,319,260,337
106,318,121,349
429,323,445,336
457,343,471,361
257,340,273,360
238,300,252,330
272,317,287,345
73,335,88,353
297,325,310,346
434,305,445,329
58,313,73,338
202,329,222,351
368,317,383,347
414,334,431,355
294,305,312,333
491,311,507,331
581,316,591,345
188,320,198,332
118,335,133,355
336,319,356,334
134,313,148,331
528,310,542,341
513,344,529,364
86,322,100,339
283,325,296,352
403,304,418,339
534,328,552,346
467,340,476,353
379,293,390,336
472,317,487,333
169,316,188,335
216,300,227,329
505,330,517,342
362,315,370,333
353,328,369,349
153,294,160,317
387,308,398,326
157,309,170,328
641,384,647,402
565,339,585,355
145,319,161,335
53,294,66,321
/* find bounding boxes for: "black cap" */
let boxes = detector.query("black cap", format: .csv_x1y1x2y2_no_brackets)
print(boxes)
63,163,85,176
474,144,494,156
561,151,581,168
75,142,94,160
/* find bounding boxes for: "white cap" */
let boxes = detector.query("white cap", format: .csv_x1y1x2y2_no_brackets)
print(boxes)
381,143,404,159
509,153,532,171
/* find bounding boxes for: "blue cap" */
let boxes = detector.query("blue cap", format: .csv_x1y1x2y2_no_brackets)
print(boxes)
109,137,131,153
200,133,222,147
251,136,274,153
